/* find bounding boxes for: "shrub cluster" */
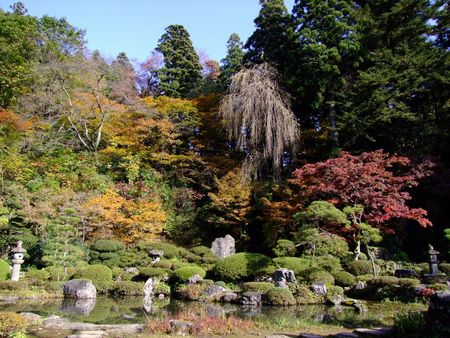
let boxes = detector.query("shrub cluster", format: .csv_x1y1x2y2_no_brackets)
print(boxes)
332,270,357,287
109,281,144,296
264,287,296,306
75,264,113,293
272,239,297,257
212,253,272,281
242,282,275,294
0,259,10,281
172,266,206,282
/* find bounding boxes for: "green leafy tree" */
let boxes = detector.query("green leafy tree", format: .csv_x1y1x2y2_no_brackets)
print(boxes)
156,24,203,98
290,0,359,149
244,0,293,70
220,33,244,87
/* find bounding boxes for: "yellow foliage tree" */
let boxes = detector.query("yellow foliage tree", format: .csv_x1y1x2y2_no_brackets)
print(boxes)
85,188,166,243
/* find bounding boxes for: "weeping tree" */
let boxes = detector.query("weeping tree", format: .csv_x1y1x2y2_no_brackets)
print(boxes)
219,63,300,178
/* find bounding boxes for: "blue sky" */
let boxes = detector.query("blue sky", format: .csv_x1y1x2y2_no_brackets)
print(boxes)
0,0,295,64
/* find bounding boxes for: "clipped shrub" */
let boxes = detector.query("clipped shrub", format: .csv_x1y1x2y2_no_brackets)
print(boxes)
294,285,323,304
397,278,420,288
136,267,170,280
313,255,342,272
75,264,113,293
212,253,272,282
153,260,173,270
305,270,335,285
332,270,356,287
190,246,212,257
315,235,350,258
183,252,203,264
356,274,373,282
176,283,208,301
170,260,193,270
136,241,182,259
0,312,28,337
0,280,28,291
202,254,219,264
109,281,144,296
45,281,64,292
272,239,296,257
366,276,399,287
154,282,171,295
25,269,50,286
91,239,125,252
272,257,312,275
265,288,296,306
242,282,275,294
428,283,448,291
327,285,344,296
99,252,119,260
0,259,10,281
118,250,148,268
347,260,379,276
439,263,450,275
172,266,206,282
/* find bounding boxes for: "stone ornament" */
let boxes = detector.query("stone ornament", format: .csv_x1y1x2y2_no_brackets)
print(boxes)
211,234,235,258
10,241,26,281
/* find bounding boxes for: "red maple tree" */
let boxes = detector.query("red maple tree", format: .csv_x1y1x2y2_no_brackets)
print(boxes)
290,150,434,230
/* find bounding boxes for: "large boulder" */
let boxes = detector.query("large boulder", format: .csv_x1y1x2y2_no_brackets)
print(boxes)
211,235,235,258
273,268,296,288
428,291,450,327
63,279,96,299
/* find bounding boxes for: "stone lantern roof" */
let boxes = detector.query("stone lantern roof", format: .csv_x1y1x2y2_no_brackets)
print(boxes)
10,241,26,254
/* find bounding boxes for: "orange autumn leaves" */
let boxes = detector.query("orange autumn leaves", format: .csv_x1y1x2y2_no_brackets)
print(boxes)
85,188,166,244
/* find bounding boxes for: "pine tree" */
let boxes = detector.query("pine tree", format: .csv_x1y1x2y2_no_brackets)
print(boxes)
156,24,202,98
244,0,293,70
220,33,244,87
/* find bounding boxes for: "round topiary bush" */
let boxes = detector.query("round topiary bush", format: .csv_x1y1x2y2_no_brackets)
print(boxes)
172,266,206,282
347,260,378,276
154,282,171,295
272,257,312,275
75,264,113,293
109,281,144,296
305,270,335,285
242,282,275,294
91,239,125,252
212,253,273,282
136,241,182,259
272,239,297,257
294,285,323,304
135,267,170,281
265,287,296,306
332,270,357,287
315,235,349,258
0,259,10,281
153,260,173,270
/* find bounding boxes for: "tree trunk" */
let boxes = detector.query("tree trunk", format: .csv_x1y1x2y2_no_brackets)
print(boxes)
366,244,378,276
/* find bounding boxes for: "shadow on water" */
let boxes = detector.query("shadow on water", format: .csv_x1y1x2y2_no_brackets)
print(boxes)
0,296,426,328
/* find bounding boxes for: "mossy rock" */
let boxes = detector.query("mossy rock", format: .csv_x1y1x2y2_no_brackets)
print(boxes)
264,288,296,306
332,270,356,287
212,252,272,282
0,259,10,281
242,282,275,294
272,239,297,257
172,266,206,282
75,264,113,293
109,281,145,296
91,239,125,252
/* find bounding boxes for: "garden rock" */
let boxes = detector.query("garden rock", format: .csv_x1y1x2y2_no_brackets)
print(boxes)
144,277,156,298
203,284,227,298
394,268,417,278
428,291,450,327
273,268,296,288
169,319,194,335
63,279,96,299
187,274,203,284
211,234,235,258
241,291,262,307
311,282,327,295
124,267,139,274
353,327,393,336
222,292,238,303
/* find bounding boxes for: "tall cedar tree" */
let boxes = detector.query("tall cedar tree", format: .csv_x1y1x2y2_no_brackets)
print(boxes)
244,0,293,70
290,0,359,149
339,0,450,159
156,25,203,98
220,33,244,87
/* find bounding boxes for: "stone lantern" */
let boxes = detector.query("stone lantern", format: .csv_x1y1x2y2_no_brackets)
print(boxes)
149,250,163,264
10,241,26,281
427,245,439,276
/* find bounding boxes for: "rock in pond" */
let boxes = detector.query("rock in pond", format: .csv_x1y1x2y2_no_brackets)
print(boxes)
311,282,327,295
63,279,96,299
211,234,235,258
203,284,227,299
241,291,262,307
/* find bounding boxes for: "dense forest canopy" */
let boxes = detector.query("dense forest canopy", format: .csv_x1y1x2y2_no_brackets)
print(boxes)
0,0,449,271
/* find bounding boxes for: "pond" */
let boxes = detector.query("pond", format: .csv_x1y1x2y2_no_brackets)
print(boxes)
0,296,426,331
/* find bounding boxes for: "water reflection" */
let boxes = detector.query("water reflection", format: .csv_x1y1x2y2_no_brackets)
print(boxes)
0,296,426,327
